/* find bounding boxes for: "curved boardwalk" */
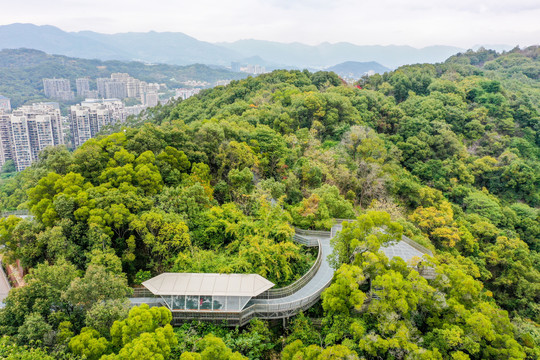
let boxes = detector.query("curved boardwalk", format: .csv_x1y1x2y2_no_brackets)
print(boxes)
254,236,333,305
248,234,334,319
1,211,433,323
132,222,433,326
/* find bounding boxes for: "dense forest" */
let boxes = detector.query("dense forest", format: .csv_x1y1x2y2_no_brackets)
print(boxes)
0,46,539,359
0,48,246,108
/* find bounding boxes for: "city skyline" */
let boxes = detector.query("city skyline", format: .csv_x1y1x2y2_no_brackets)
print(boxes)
1,0,539,48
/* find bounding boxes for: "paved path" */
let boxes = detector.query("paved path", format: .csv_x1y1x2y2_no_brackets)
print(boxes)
251,235,334,307
0,260,11,308
134,222,434,323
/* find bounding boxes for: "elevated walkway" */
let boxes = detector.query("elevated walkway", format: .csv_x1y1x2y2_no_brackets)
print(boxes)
131,220,435,326
0,210,33,220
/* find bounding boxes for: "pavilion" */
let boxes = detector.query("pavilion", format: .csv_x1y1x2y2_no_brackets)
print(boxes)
142,273,274,313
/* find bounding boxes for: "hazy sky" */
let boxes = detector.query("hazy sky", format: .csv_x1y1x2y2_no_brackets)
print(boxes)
2,0,540,47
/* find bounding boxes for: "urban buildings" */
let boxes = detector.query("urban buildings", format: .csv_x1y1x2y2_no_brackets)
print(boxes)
141,91,159,107
76,78,90,97
0,112,13,167
105,81,127,99
0,95,11,112
231,62,241,72
42,78,74,101
96,73,160,104
181,80,209,87
69,99,126,148
244,64,266,75
96,78,110,98
215,80,232,87
1,71,213,171
0,103,64,171
230,63,267,75
175,88,201,100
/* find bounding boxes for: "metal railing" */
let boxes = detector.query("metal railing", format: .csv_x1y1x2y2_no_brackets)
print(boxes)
294,228,332,237
131,218,436,326
0,210,30,218
170,276,332,327
132,287,157,298
255,237,323,299
401,235,433,256
291,233,319,247
333,219,434,255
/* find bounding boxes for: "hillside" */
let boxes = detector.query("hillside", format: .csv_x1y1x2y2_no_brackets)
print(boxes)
0,48,539,359
0,48,246,108
326,61,390,78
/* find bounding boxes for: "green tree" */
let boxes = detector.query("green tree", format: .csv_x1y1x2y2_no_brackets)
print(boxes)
69,327,110,360
182,333,246,360
328,211,403,269
63,265,132,311
109,304,172,349
85,300,131,339
16,313,52,346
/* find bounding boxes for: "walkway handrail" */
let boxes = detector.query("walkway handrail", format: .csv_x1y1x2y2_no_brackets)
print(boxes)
401,235,433,256
291,233,319,247
134,217,436,327
255,235,323,299
334,219,434,256
294,228,332,237
132,287,157,298
0,210,30,218
241,273,332,323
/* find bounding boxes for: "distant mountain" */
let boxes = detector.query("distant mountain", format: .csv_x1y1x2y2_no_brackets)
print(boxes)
0,23,240,66
218,40,465,69
326,61,390,78
76,30,240,65
0,23,130,60
0,48,245,108
0,24,470,70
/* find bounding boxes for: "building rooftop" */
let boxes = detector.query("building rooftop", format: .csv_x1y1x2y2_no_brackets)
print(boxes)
143,273,275,297
381,239,427,263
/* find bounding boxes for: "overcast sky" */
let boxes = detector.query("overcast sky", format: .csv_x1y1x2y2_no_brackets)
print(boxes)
2,0,540,47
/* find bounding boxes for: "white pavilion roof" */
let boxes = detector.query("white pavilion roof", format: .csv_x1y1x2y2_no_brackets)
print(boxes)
142,273,275,297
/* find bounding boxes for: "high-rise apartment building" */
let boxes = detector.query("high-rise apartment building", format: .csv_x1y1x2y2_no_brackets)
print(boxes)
105,81,127,99
43,78,74,101
0,112,13,166
0,95,11,112
76,78,91,97
96,74,161,103
0,103,64,171
96,78,110,98
142,91,159,107
70,99,126,148
8,113,33,171
231,62,241,72
126,78,141,98
21,103,64,147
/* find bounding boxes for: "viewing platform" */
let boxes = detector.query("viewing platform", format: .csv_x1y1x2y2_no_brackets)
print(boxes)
131,220,436,326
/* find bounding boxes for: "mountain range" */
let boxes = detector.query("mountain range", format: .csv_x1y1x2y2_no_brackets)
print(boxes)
0,23,485,69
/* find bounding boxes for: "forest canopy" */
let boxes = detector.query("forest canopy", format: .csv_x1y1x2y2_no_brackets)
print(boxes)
0,46,539,359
